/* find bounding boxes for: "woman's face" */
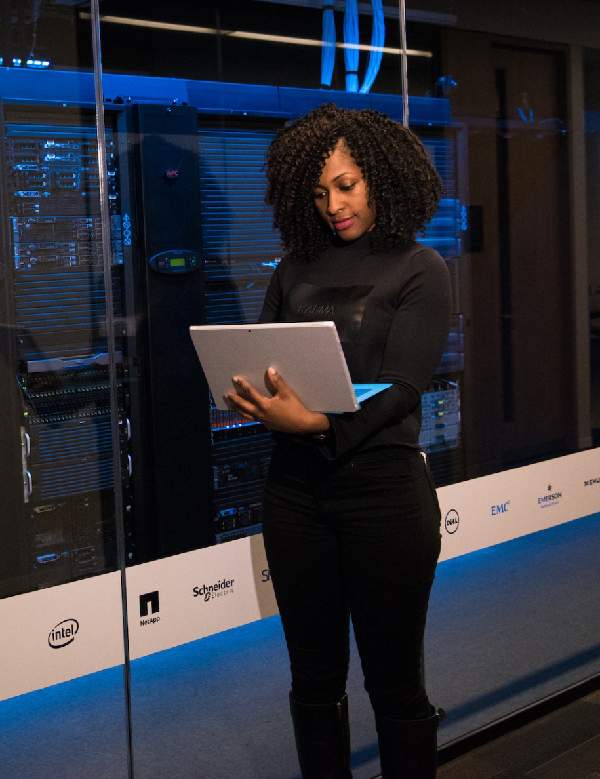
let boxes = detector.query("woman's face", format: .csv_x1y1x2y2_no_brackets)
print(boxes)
313,139,376,241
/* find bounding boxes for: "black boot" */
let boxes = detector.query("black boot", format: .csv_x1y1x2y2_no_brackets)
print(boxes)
375,707,442,779
289,692,353,779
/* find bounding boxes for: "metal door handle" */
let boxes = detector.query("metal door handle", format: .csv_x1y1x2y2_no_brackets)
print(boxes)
24,470,32,502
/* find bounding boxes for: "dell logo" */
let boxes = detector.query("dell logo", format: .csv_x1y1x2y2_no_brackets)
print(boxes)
444,509,460,534
48,618,79,649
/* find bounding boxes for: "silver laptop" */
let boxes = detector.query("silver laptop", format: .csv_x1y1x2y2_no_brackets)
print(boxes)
189,322,390,413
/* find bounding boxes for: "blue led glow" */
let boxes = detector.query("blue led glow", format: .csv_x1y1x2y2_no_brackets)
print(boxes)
360,0,384,94
12,58,22,67
343,0,359,93
26,59,50,69
321,1,336,88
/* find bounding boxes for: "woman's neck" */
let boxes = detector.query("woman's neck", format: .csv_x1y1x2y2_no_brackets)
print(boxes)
327,231,372,256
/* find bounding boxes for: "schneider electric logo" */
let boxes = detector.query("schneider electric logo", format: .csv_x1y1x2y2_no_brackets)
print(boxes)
193,578,235,603
48,618,79,649
491,501,511,517
538,485,562,508
139,591,160,626
444,509,459,534
584,476,600,487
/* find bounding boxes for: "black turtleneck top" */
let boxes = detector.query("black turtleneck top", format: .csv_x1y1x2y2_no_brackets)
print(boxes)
258,234,451,460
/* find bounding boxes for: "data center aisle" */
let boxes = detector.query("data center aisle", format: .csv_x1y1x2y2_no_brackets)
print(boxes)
1,513,598,778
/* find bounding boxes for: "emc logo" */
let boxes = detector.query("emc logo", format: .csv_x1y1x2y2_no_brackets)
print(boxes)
491,501,511,516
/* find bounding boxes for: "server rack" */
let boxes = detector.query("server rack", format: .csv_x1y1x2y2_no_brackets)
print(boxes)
0,104,127,596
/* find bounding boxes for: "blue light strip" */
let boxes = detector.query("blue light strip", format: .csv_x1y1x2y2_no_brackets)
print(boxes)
360,0,385,94
321,1,336,87
343,0,359,93
0,69,453,125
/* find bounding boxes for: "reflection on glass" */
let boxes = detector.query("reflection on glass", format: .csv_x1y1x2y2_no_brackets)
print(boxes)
0,4,131,778
405,7,593,478
0,3,120,598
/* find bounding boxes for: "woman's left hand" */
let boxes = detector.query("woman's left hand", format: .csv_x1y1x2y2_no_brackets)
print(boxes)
224,368,330,435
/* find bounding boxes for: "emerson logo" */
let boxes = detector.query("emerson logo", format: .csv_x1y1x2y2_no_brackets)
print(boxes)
538,485,562,508
48,618,79,649
491,500,511,517
193,578,235,603
444,509,460,534
139,591,160,627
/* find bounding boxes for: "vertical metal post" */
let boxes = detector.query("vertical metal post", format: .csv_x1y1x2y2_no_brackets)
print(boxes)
89,2,135,777
399,0,409,127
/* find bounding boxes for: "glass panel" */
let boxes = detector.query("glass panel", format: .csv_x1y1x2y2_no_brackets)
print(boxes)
406,0,600,747
95,2,431,778
0,1,130,776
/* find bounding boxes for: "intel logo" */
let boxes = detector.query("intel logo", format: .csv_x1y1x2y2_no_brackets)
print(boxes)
48,618,79,649
444,509,460,534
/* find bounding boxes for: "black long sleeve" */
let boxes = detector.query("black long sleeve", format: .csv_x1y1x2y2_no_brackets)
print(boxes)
259,234,451,459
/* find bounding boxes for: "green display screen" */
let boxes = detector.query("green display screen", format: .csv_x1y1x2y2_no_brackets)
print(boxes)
169,257,186,267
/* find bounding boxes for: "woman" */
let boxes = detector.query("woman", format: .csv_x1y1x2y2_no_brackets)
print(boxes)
225,103,451,778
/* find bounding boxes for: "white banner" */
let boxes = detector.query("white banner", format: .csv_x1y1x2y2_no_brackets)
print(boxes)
0,572,124,702
1,449,598,696
126,533,277,660
437,448,600,560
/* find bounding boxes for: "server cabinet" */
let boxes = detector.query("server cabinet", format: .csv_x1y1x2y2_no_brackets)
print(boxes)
0,105,126,596
117,104,214,561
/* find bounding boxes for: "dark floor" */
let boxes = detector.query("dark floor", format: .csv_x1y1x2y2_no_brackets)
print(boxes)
438,688,600,778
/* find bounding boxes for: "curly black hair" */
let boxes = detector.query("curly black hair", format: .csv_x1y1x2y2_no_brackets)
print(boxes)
265,103,442,262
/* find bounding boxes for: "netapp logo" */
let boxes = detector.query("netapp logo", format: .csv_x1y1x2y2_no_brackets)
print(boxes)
48,618,79,649
444,509,459,534
538,485,562,508
584,477,600,487
139,591,160,626
491,500,511,517
193,578,235,603
261,568,271,583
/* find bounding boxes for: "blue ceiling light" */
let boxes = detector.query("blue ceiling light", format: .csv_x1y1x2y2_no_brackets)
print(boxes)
321,0,336,87
360,0,385,94
343,0,359,93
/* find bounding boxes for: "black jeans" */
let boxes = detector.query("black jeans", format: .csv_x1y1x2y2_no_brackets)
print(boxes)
262,444,442,720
